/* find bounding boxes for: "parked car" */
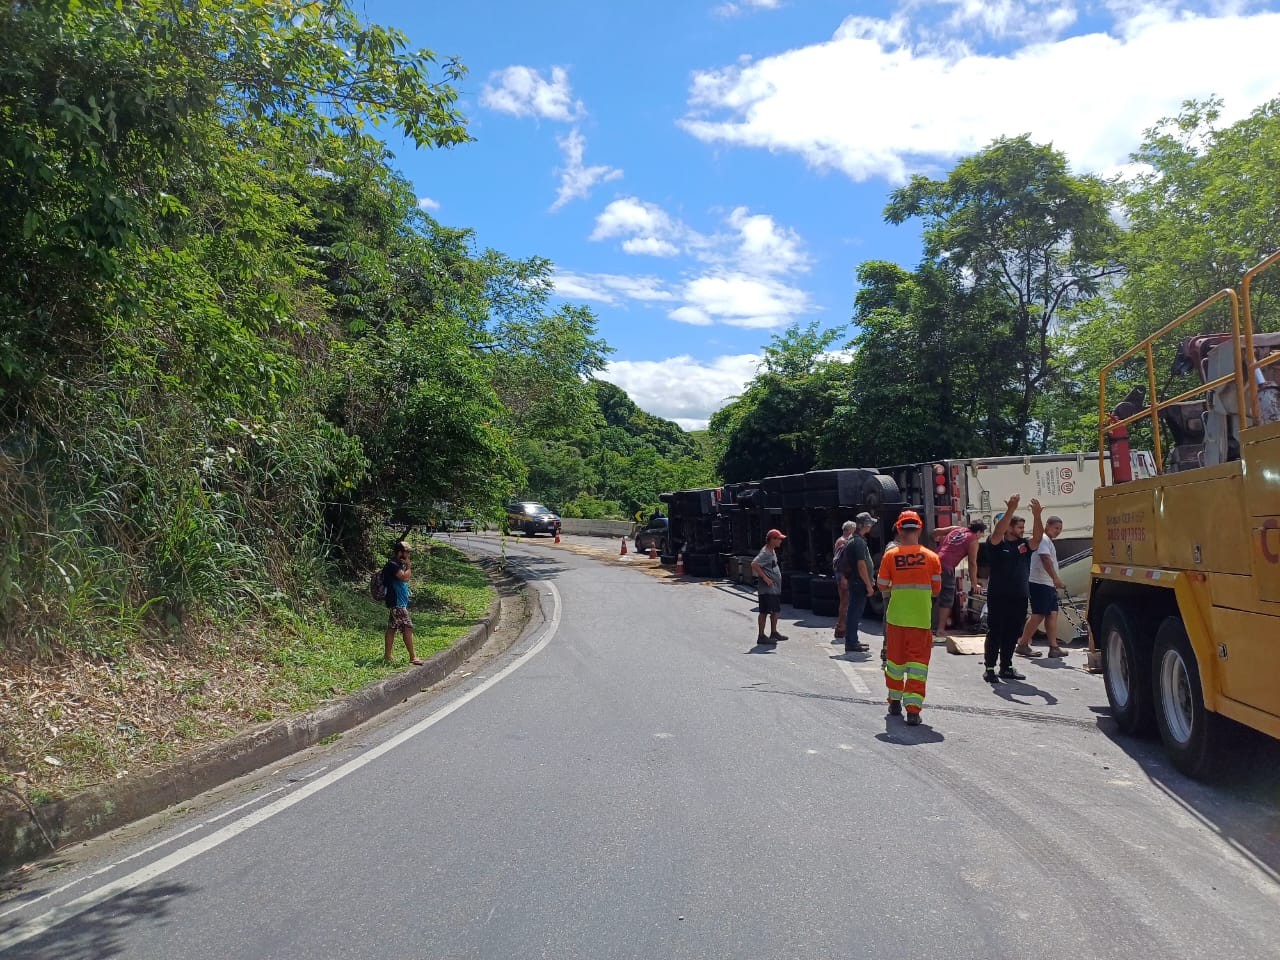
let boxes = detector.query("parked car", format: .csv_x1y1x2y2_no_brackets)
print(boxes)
633,515,669,554
506,501,562,537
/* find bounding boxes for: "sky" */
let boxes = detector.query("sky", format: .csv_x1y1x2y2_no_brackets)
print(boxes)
362,0,1280,429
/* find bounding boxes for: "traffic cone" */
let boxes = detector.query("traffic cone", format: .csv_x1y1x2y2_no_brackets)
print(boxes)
648,545,657,559
554,530,560,544
620,537,628,556
675,551,684,575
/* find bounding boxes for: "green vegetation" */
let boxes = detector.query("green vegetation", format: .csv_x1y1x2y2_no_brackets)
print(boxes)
710,101,1280,479
0,539,491,803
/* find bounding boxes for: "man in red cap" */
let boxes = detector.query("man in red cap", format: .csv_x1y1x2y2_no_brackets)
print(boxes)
750,528,789,646
877,510,942,725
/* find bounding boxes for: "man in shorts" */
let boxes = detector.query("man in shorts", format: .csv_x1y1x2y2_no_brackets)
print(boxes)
1017,514,1068,658
382,540,423,666
751,529,789,646
931,519,986,642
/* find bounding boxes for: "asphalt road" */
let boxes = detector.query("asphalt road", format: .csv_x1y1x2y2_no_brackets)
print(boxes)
2,534,1279,959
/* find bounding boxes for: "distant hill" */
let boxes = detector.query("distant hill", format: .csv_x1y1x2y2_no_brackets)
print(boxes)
591,380,696,460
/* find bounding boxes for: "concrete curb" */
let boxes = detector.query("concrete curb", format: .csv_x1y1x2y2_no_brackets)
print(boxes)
0,557,519,872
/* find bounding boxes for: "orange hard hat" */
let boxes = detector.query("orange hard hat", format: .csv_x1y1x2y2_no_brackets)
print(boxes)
895,510,923,530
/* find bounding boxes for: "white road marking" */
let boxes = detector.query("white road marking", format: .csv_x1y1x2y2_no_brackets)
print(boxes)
815,627,875,697
0,784,289,924
0,580,563,952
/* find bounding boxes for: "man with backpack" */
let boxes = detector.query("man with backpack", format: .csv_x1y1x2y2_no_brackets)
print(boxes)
381,541,423,666
834,513,876,654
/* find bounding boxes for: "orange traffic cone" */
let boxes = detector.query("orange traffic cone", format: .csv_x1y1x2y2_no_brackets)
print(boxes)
675,551,684,575
554,530,560,544
619,537,628,556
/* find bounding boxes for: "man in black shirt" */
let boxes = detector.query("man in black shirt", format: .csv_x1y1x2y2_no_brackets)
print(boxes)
983,494,1045,683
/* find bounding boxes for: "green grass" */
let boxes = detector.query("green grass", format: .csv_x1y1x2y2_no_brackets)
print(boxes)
266,538,494,711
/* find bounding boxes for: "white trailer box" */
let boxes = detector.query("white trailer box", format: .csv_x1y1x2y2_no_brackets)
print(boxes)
958,452,1155,557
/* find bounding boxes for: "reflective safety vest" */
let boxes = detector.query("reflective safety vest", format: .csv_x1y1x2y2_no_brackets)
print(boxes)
877,544,942,628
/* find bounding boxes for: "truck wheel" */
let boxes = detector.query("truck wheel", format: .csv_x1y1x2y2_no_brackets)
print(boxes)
862,475,901,510
1100,603,1155,735
1152,617,1224,779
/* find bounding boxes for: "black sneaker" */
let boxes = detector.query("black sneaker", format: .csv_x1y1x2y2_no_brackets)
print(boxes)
757,634,774,645
845,641,870,654
769,632,788,642
983,668,1000,683
887,700,903,716
998,666,1026,680
905,712,922,726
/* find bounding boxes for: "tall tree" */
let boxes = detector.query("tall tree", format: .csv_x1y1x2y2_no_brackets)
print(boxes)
884,136,1119,449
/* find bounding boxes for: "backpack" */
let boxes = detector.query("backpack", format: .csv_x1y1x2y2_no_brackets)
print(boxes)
370,566,388,602
832,541,852,578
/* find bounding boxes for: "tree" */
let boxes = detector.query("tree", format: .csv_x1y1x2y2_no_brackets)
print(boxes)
884,136,1120,449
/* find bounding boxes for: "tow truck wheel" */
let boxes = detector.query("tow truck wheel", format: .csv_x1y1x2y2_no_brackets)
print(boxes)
1100,603,1155,736
1152,617,1223,779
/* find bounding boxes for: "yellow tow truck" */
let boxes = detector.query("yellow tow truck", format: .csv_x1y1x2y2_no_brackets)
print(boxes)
1090,251,1280,777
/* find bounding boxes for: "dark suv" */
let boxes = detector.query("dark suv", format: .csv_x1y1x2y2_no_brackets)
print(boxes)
633,515,668,554
506,501,562,537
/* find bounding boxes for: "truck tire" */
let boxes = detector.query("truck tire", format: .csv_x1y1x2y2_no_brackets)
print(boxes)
1152,616,1225,779
862,475,901,511
1100,603,1156,736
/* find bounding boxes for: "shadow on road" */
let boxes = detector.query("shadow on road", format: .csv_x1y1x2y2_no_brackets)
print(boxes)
990,678,1059,707
876,716,945,745
1,880,192,960
1092,711,1280,881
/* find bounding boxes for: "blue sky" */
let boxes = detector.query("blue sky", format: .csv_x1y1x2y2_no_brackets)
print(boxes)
363,0,1280,428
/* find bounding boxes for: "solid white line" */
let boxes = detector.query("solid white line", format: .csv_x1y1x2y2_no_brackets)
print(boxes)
0,579,562,952
0,784,291,924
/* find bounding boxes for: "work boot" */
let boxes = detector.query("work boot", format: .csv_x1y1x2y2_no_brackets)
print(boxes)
905,712,922,726
998,666,1026,680
887,700,903,717
983,667,1000,684
769,632,788,642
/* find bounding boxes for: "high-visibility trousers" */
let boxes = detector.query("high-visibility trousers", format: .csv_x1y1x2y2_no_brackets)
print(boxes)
884,623,933,714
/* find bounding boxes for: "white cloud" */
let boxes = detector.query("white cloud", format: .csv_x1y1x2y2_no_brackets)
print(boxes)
622,236,680,257
581,199,814,328
602,354,762,429
480,65,582,121
677,273,810,329
715,0,782,17
681,8,1280,182
727,207,809,275
554,271,676,305
550,128,623,211
416,197,440,211
591,197,682,244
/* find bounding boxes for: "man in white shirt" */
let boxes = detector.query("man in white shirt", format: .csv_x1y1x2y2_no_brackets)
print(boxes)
1016,514,1067,658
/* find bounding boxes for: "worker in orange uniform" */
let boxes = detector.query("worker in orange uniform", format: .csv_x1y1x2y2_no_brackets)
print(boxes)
877,510,942,726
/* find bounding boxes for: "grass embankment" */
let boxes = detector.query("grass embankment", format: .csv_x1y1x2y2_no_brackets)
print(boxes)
0,539,493,811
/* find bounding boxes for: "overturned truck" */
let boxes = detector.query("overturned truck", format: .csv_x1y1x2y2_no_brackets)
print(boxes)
660,452,1147,622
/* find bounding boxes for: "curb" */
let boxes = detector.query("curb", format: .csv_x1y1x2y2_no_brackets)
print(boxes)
0,557,520,873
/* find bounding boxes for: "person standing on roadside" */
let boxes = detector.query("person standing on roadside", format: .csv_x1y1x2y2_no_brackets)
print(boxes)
751,529,789,646
1017,514,1068,658
833,520,855,642
836,513,876,654
983,496,1045,683
877,511,942,726
382,541,424,666
931,519,986,641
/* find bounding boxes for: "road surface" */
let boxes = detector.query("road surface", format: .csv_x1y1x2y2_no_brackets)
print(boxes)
2,533,1278,959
